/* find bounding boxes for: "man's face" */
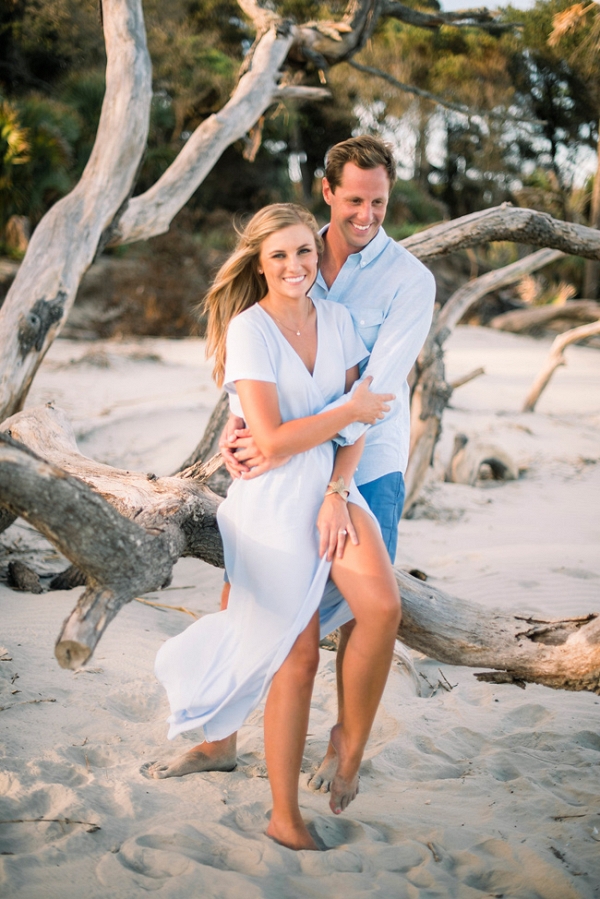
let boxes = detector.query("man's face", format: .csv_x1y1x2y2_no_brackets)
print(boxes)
322,162,391,253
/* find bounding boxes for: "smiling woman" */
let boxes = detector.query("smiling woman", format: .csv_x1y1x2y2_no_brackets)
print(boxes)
153,202,400,851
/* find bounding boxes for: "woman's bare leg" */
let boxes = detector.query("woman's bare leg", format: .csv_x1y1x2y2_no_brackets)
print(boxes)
328,505,401,814
265,611,321,850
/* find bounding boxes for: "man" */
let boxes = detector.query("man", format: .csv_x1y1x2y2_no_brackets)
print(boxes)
146,135,435,782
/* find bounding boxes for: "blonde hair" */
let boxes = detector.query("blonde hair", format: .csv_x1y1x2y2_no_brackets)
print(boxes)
204,203,323,386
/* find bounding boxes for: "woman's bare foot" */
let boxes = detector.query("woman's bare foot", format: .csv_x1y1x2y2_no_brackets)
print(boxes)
328,724,360,815
143,735,237,779
307,742,338,793
266,815,320,851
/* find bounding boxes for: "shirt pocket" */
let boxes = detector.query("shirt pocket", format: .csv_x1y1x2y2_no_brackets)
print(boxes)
353,309,385,352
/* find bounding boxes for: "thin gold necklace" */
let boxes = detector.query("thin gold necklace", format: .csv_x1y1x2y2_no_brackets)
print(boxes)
263,299,312,337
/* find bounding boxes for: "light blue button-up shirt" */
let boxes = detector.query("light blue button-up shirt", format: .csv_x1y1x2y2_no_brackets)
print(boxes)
310,226,435,486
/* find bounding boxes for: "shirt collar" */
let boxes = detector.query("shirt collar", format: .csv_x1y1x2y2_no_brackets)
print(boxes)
319,223,389,269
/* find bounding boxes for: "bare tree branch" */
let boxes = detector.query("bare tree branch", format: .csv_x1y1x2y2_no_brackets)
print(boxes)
402,205,600,262
0,0,152,423
435,248,564,337
522,319,600,412
112,25,296,246
381,0,518,34
347,60,543,125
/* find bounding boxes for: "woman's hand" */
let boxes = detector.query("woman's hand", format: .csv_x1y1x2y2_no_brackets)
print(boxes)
317,494,359,562
348,376,395,425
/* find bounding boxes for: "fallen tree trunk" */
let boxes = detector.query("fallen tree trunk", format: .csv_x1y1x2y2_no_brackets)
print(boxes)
0,408,224,667
396,570,600,693
490,300,600,334
1,405,598,692
522,319,600,412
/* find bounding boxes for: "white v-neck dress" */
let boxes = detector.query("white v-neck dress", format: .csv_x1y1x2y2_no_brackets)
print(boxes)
155,298,370,742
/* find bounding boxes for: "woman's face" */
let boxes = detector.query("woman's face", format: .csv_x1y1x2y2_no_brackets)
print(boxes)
258,224,319,303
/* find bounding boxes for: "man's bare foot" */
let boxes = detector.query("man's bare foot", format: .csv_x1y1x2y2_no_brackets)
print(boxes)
328,724,360,815
307,742,338,793
266,816,320,851
142,735,237,779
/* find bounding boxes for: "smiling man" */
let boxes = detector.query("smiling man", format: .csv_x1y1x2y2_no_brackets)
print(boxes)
145,135,435,784
311,135,435,562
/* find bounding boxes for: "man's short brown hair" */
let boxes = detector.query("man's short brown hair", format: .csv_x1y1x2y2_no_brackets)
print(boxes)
324,135,396,192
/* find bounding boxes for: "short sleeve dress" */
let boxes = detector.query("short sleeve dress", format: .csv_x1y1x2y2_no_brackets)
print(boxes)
155,298,372,742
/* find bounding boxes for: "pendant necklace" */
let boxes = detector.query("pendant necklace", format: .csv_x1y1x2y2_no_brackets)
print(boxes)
265,300,312,337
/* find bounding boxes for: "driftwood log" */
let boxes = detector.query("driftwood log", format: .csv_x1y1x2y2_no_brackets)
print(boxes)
0,405,599,693
522,319,600,412
490,300,600,335
0,406,223,667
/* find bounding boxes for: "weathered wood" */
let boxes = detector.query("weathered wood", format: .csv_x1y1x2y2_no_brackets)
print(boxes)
522,319,600,412
0,0,152,423
0,431,175,668
1,404,224,568
176,391,229,472
433,248,564,339
1,407,597,690
448,366,485,390
490,300,600,334
403,248,567,512
396,570,600,693
111,25,297,246
401,206,600,263
404,334,451,515
445,434,518,485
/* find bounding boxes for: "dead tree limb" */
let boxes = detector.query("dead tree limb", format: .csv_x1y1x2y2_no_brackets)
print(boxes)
396,570,600,694
490,300,600,334
402,205,600,263
111,24,299,246
433,248,564,338
1,414,597,691
522,319,600,412
402,248,564,514
0,431,175,669
0,0,152,423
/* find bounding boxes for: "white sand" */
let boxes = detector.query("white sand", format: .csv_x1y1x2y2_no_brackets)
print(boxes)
1,326,599,898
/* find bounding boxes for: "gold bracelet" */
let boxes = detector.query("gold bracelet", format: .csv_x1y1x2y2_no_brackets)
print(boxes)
325,476,349,502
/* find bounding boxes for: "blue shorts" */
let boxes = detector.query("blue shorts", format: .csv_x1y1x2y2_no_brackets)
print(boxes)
357,471,405,563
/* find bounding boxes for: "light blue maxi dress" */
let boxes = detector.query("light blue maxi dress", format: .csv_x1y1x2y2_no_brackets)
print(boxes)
155,298,372,742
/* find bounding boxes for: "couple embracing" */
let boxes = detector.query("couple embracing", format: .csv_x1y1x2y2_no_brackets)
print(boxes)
149,136,436,851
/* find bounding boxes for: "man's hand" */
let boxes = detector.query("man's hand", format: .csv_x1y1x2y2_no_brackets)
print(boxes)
219,416,290,479
219,415,249,479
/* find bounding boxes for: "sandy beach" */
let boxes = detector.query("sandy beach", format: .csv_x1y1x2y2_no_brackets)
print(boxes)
1,325,599,898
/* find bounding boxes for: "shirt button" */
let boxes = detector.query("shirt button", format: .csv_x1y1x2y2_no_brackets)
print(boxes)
360,320,365,325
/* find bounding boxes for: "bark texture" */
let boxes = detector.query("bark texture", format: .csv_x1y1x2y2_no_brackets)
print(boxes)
0,0,152,423
1,405,598,693
402,206,600,262
490,300,600,334
396,570,600,693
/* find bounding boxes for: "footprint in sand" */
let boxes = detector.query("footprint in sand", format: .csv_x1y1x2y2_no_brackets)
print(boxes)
98,827,269,887
502,703,555,729
103,681,164,723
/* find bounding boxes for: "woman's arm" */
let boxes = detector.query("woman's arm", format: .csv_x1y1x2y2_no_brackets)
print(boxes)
234,366,394,461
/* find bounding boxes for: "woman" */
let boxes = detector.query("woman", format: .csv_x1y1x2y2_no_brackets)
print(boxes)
155,204,401,851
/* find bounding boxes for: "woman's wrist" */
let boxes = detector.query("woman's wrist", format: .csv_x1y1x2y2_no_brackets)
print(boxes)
325,476,350,502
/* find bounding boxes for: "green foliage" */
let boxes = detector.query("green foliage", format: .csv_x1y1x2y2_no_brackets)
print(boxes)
0,92,83,226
